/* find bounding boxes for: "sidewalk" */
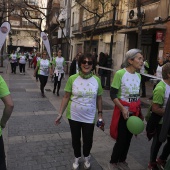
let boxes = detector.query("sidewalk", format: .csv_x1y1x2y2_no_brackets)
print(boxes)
0,60,154,170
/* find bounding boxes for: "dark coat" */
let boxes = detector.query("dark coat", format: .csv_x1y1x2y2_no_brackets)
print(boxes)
98,53,107,76
69,59,77,76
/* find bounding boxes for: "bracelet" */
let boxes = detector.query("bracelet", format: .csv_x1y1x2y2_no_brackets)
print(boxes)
98,111,103,114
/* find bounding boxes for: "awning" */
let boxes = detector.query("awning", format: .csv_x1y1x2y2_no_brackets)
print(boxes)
117,24,166,34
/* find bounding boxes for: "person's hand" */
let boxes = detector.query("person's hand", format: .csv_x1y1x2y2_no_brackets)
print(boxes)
33,73,36,77
55,114,62,125
121,107,129,120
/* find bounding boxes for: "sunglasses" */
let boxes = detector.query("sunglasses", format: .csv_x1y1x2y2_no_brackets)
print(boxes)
82,60,93,65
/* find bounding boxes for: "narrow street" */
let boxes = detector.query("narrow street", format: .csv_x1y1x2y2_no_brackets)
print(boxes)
0,60,163,170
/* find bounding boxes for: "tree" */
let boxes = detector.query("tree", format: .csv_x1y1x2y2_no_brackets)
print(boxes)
10,0,54,52
75,0,112,52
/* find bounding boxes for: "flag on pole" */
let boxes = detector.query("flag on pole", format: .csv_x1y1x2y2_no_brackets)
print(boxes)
0,21,11,51
40,31,52,60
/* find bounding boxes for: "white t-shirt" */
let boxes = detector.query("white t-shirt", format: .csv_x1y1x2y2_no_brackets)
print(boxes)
19,55,26,64
156,65,163,79
64,74,103,123
37,59,50,76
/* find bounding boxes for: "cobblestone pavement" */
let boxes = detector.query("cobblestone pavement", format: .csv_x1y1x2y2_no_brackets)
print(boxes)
0,60,167,170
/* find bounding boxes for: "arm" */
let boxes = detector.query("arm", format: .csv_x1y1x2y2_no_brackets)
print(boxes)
0,95,14,128
34,65,39,77
152,103,164,116
97,95,103,119
55,92,71,125
110,87,129,119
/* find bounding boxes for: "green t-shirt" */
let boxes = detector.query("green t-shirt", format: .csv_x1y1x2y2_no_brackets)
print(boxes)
153,80,170,124
0,76,10,136
64,73,103,123
111,68,141,102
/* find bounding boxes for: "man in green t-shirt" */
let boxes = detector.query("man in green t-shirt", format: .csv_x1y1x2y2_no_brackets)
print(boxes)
0,76,14,170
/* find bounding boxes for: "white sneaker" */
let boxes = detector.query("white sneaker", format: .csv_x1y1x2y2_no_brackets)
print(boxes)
84,155,91,169
72,157,81,170
118,162,130,170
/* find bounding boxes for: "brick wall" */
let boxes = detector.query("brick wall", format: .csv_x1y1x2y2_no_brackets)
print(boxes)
163,21,170,55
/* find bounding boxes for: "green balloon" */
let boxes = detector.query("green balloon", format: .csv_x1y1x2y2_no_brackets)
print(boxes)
126,116,144,135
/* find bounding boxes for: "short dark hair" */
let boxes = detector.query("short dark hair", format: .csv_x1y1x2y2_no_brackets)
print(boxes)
78,53,96,71
162,63,170,79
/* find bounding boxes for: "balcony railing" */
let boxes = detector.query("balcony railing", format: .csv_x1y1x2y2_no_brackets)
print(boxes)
82,10,121,32
72,23,82,35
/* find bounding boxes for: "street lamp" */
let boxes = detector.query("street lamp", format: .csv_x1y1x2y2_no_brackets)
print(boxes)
106,0,119,90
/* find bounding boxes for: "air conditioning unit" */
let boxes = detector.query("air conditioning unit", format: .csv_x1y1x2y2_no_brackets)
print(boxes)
128,7,145,22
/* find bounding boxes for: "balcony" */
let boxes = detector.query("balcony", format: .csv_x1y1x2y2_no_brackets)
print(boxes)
82,10,122,33
72,23,82,35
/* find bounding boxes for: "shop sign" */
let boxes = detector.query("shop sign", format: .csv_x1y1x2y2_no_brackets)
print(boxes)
156,31,163,42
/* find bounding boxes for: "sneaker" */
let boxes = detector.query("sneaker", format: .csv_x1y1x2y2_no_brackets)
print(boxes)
108,163,120,170
72,157,81,170
53,89,55,94
118,162,130,170
156,158,166,170
148,162,159,170
84,155,91,169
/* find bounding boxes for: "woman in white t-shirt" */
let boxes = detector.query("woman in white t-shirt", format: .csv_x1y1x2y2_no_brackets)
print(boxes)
55,53,103,170
18,52,27,75
34,51,51,97
52,49,65,96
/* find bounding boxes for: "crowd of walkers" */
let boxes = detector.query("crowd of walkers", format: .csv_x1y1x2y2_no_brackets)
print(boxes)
1,48,170,170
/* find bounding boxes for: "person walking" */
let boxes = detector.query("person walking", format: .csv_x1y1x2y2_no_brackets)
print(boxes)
28,51,34,68
18,51,27,75
140,58,149,97
98,52,107,88
9,50,18,74
149,56,164,100
69,52,81,76
109,49,144,170
0,76,14,170
52,49,65,96
34,51,51,97
147,63,170,170
55,53,103,170
31,52,41,81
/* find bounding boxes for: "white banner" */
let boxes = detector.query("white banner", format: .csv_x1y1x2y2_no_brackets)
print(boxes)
40,32,52,60
0,22,11,51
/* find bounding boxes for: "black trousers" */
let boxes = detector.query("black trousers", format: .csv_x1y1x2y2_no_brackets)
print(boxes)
11,63,17,73
110,114,133,163
53,73,64,93
38,75,48,94
0,136,7,170
150,125,170,162
141,75,146,96
68,119,94,158
34,66,39,81
19,63,25,73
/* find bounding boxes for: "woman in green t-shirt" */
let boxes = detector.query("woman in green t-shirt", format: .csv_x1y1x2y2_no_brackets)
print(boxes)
147,63,170,170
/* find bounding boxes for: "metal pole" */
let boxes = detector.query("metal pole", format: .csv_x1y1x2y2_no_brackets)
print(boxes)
106,4,117,90
137,0,142,49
